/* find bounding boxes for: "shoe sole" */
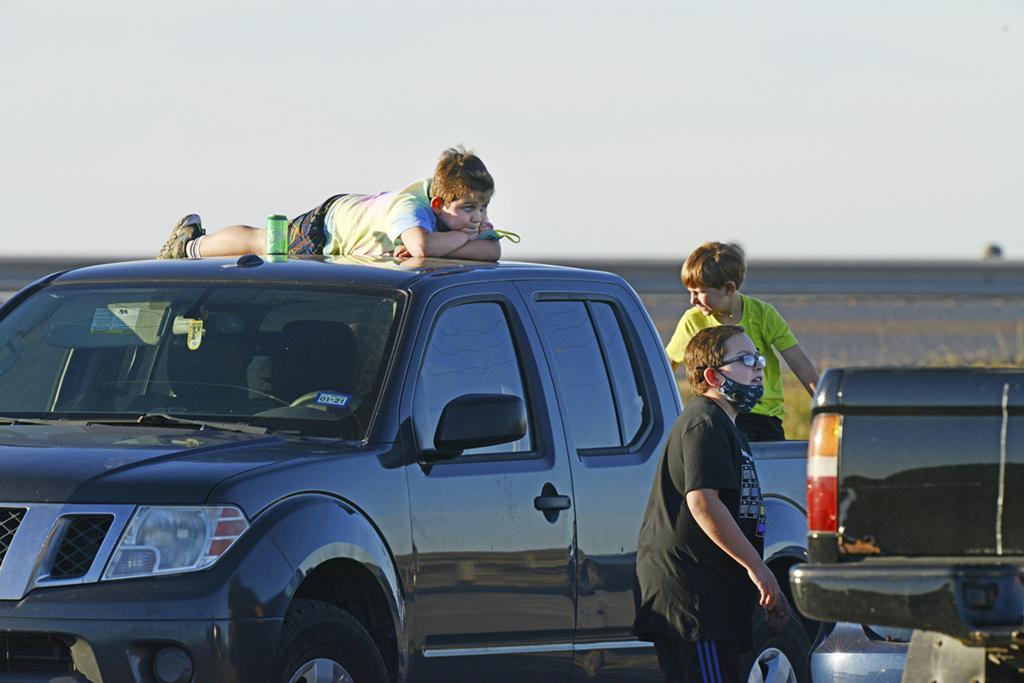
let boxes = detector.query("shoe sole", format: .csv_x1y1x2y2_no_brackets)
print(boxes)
158,215,204,259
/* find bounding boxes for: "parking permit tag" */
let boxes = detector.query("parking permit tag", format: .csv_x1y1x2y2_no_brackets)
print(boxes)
186,319,205,351
91,306,140,334
314,391,351,409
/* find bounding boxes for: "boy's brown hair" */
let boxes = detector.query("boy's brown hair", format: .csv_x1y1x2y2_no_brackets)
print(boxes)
430,145,494,204
682,241,746,290
684,325,745,395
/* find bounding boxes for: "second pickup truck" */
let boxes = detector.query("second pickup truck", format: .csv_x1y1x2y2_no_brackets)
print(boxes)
792,368,1024,680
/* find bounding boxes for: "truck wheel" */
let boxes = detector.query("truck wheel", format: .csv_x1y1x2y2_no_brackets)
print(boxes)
742,602,811,683
272,599,388,683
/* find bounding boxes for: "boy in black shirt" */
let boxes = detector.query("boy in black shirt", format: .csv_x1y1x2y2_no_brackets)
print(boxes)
634,325,786,682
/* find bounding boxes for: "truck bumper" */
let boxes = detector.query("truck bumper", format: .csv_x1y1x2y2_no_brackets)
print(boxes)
0,613,281,683
791,560,1024,647
0,509,294,682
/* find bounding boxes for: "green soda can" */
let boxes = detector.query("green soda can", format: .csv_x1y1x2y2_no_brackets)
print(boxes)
266,214,289,256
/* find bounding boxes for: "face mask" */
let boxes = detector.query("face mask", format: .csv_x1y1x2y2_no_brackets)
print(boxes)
718,375,764,413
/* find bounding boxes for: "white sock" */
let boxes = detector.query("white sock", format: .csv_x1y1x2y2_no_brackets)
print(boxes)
186,235,205,258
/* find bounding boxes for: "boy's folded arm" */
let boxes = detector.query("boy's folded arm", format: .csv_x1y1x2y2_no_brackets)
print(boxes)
446,237,501,262
779,344,819,395
397,227,469,258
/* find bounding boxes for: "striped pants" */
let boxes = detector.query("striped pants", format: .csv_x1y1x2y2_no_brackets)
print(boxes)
653,638,744,683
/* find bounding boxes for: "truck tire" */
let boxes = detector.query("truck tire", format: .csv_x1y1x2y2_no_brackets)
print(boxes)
272,599,389,683
742,602,811,683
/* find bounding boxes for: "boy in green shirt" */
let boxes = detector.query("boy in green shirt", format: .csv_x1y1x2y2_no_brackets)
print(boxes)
665,242,819,441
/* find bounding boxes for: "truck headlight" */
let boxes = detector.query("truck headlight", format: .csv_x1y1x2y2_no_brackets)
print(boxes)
102,506,248,580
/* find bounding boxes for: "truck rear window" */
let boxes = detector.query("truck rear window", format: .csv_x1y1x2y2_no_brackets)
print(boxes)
0,283,401,438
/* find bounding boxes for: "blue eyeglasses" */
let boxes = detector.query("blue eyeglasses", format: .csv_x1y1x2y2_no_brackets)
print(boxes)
717,351,766,370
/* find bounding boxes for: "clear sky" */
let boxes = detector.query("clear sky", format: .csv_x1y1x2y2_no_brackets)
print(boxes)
2,1,1021,260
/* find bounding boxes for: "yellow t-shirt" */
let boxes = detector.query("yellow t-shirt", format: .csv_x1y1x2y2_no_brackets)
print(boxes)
323,178,436,256
665,294,799,418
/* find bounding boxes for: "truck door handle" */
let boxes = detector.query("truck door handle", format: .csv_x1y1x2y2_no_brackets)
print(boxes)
534,495,571,511
534,482,571,522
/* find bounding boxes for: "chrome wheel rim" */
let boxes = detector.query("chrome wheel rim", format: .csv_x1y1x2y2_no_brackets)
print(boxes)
747,646,797,683
287,658,355,683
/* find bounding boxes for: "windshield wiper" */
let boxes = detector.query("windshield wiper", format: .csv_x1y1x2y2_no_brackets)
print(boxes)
87,413,268,436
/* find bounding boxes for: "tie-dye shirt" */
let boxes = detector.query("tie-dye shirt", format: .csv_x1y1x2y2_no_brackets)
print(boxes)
323,178,437,256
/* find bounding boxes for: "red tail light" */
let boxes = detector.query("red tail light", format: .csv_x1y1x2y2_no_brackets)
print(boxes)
807,413,841,532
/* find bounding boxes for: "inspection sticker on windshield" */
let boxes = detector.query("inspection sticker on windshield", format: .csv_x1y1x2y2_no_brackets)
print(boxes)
314,391,351,409
91,306,140,334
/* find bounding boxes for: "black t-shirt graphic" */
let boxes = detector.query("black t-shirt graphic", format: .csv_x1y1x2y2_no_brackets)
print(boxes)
633,396,766,649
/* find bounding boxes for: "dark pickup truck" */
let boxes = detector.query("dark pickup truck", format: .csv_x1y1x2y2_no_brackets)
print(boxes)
0,256,812,683
791,368,1024,681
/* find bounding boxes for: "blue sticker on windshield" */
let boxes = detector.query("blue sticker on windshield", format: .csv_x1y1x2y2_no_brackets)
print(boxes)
314,391,351,409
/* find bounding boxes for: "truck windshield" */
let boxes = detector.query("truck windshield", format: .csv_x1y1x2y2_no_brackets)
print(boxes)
0,283,401,438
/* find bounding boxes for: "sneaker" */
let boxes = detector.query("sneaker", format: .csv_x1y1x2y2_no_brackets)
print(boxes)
158,214,205,259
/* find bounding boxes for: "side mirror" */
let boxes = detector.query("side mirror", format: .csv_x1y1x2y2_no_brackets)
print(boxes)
423,394,527,462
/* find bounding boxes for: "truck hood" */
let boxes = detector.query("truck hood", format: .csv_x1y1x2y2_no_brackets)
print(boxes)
0,423,313,504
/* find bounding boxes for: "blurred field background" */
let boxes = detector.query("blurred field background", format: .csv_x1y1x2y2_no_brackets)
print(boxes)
643,293,1024,440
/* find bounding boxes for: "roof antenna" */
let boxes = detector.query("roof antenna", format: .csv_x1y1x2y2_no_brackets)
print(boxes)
235,254,264,268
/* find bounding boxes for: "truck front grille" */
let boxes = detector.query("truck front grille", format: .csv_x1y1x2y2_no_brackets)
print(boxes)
50,515,114,579
0,508,26,568
0,633,74,673
0,503,134,600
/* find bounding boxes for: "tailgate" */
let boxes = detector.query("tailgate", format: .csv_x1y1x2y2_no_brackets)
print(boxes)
827,369,1024,557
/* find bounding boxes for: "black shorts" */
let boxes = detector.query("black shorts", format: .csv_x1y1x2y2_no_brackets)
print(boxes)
286,194,346,256
652,638,744,683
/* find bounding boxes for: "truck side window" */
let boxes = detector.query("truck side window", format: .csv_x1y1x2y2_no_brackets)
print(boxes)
589,301,646,444
413,302,532,456
537,300,647,452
